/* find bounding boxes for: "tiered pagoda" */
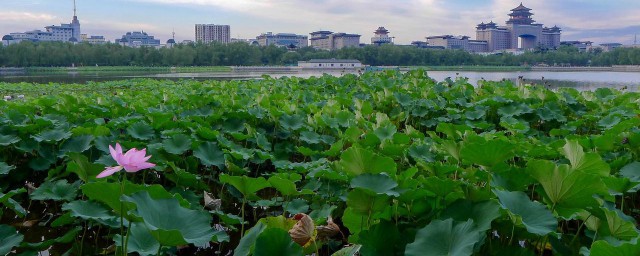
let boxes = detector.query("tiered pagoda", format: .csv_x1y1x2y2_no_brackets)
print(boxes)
506,3,535,25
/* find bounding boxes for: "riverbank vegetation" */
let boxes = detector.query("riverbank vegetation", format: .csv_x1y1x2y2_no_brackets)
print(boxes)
25,66,232,74
1,71,639,255
1,41,639,67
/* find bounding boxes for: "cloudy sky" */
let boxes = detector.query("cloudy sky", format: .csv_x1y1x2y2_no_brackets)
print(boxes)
1,0,639,45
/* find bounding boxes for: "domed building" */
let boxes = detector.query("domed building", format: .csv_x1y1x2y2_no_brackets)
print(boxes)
2,35,14,46
166,38,176,48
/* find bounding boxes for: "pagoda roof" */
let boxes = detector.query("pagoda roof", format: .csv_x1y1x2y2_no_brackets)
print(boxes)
511,3,532,11
374,27,389,34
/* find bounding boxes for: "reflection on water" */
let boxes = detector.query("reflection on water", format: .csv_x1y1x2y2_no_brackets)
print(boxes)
1,70,638,92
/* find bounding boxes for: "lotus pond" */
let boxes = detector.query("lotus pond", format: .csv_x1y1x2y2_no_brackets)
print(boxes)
0,70,639,256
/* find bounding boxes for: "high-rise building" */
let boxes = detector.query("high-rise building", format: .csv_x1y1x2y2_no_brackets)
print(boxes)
310,31,361,50
195,24,231,44
256,32,308,48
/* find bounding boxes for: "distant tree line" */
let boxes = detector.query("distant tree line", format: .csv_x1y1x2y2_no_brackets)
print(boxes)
0,41,639,67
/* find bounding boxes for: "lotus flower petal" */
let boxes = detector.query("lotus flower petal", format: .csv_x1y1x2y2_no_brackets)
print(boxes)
97,166,124,178
97,143,155,178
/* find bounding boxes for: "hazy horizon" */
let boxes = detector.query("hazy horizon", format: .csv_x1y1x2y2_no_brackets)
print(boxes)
1,0,639,45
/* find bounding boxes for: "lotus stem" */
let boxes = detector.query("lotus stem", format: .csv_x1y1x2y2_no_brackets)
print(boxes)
120,172,125,256
241,198,246,237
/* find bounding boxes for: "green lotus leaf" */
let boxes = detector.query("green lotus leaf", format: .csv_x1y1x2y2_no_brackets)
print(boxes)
127,121,155,140
598,115,621,129
0,188,26,217
28,157,55,171
220,174,270,201
114,222,160,256
619,162,640,182
350,173,399,197
32,128,72,142
497,103,532,117
62,200,115,221
561,140,610,176
374,124,397,142
254,228,303,256
603,176,638,195
30,179,81,201
527,160,607,219
394,92,413,107
0,162,15,175
0,134,20,146
60,135,93,154
81,181,187,215
408,143,435,163
234,222,267,256
436,123,472,140
405,219,480,256
337,145,397,177
309,204,338,222
360,221,401,256
346,188,390,216
65,152,105,183
332,245,362,256
193,142,225,168
440,200,501,234
255,133,272,151
441,140,462,162
460,139,514,167
500,116,530,133
422,176,462,198
536,106,566,122
494,189,557,236
162,134,192,155
465,108,486,120
284,198,309,215
299,130,322,144
122,191,216,246
597,204,640,241
279,114,304,131
0,225,24,255
164,164,207,190
22,226,80,251
335,110,356,127
588,240,640,256
268,176,299,196
222,117,246,133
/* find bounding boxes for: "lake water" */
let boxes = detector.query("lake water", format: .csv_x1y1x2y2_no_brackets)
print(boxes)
1,70,639,91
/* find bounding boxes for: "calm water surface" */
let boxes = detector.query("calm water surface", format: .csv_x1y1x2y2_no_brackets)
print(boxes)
1,70,639,91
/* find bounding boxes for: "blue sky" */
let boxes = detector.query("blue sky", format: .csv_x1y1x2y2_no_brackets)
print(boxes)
1,0,639,45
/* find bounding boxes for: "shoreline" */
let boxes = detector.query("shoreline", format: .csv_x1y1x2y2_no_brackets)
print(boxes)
3,65,640,76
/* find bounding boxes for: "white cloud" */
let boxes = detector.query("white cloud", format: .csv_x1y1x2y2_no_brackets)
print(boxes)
0,11,57,22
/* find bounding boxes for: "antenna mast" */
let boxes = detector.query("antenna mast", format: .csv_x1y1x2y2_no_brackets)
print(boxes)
73,0,77,17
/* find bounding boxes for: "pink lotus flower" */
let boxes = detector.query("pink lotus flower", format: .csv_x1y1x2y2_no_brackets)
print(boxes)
97,143,156,178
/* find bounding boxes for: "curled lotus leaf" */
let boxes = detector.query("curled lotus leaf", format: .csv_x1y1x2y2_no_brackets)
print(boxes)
288,213,315,246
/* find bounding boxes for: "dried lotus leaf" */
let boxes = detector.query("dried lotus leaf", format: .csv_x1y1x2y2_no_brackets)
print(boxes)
204,191,221,211
288,213,315,246
317,216,341,240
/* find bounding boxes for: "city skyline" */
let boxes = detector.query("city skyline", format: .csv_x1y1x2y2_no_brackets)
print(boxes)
1,0,639,45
